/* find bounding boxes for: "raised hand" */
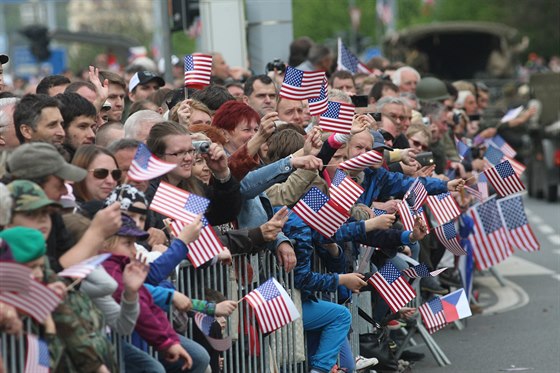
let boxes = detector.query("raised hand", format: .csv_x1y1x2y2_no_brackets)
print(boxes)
123,255,149,294
202,143,229,179
339,273,367,292
260,206,289,241
303,127,323,156
178,214,203,245
290,155,323,170
364,213,396,231
215,300,238,317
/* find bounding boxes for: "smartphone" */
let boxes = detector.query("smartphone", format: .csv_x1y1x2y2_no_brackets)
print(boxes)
368,112,382,121
468,114,481,121
350,95,369,107
416,152,434,167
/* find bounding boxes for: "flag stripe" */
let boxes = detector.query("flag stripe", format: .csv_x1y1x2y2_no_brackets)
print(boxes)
426,192,461,225
0,280,60,323
279,67,326,100
338,150,383,171
150,182,205,223
184,53,212,88
0,262,32,292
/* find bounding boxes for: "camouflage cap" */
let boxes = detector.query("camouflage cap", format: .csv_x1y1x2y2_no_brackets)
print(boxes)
7,180,61,212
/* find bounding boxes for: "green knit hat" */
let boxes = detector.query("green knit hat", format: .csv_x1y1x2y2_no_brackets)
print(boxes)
0,227,46,263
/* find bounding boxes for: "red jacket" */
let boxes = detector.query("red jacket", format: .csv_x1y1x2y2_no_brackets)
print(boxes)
102,254,179,351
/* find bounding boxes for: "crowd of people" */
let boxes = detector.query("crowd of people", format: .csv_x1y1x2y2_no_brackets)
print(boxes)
0,35,538,373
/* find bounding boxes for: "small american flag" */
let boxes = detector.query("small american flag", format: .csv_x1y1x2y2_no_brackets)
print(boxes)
168,217,224,268
244,278,300,334
127,143,177,182
455,137,469,160
403,178,428,212
433,221,467,256
368,262,416,313
184,53,213,88
468,197,513,270
488,134,516,158
426,192,461,225
484,144,504,166
401,263,448,279
25,334,49,373
418,297,447,334
497,195,540,252
373,208,387,216
464,184,484,203
150,181,209,223
337,38,371,74
292,187,349,238
338,149,384,171
482,160,525,197
329,169,364,212
279,66,325,100
193,311,232,351
57,253,112,279
0,279,61,323
397,202,430,234
308,77,328,116
0,262,32,292
319,101,355,134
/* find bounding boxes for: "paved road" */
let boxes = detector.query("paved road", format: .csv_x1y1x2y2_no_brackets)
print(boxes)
411,196,560,373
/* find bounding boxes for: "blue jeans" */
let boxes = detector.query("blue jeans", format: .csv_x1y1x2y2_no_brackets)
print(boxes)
302,299,352,372
122,341,165,373
307,333,356,373
158,335,210,373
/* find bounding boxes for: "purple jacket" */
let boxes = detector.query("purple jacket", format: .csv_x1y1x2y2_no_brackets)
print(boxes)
102,254,179,352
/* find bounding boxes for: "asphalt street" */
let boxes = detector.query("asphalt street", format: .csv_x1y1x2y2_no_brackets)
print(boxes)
410,195,560,373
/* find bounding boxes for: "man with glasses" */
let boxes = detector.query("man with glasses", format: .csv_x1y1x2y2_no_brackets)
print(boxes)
376,96,407,145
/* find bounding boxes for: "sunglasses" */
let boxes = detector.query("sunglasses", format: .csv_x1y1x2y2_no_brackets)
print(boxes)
90,168,122,180
409,139,429,151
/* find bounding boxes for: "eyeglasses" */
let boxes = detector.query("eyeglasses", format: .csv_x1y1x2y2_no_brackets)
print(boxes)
409,139,429,151
164,149,196,159
90,168,122,180
383,112,407,122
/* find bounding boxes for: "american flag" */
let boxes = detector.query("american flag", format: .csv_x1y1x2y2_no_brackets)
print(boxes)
464,184,484,203
319,101,355,134
127,143,177,182
244,278,300,334
0,262,32,292
497,195,540,252
193,312,232,351
484,144,504,166
149,181,209,223
397,202,430,234
403,178,428,212
0,279,61,323
488,134,517,158
57,253,112,279
308,77,329,116
482,160,525,197
418,297,447,334
337,38,371,74
433,221,467,256
368,262,416,313
329,169,364,212
25,334,49,373
468,197,513,270
279,66,325,100
426,192,461,225
292,187,349,238
484,145,525,176
184,53,213,88
455,137,469,160
373,208,387,216
338,149,384,171
401,263,448,279
477,173,489,200
168,217,224,268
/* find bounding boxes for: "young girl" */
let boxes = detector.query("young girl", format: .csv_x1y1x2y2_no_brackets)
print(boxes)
102,213,211,373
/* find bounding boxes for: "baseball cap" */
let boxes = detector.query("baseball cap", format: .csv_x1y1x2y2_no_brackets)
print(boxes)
0,227,46,264
117,214,149,240
0,54,8,65
129,71,165,93
7,143,87,182
371,130,393,151
7,180,61,212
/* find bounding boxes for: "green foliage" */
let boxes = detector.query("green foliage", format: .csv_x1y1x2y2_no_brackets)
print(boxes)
171,32,197,56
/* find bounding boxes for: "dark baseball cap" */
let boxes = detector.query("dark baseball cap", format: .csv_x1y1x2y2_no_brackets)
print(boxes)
0,54,8,64
129,71,165,93
117,214,149,240
7,143,87,182
371,130,393,151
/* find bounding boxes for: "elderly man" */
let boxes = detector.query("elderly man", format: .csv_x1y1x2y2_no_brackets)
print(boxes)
0,97,20,149
123,109,163,143
376,96,407,141
392,66,421,93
